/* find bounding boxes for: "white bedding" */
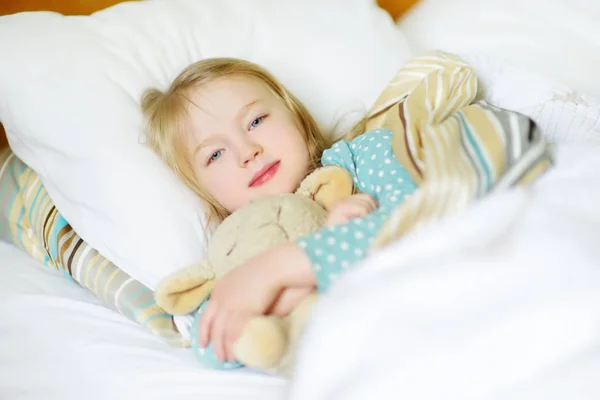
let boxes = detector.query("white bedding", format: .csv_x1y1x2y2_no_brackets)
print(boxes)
397,0,600,99
0,242,287,400
3,5,600,398
288,141,600,399
3,139,598,399
4,111,597,400
3,62,600,400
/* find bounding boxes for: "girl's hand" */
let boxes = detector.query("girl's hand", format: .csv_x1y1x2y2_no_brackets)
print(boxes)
268,286,315,317
198,242,315,362
198,252,281,362
325,193,378,226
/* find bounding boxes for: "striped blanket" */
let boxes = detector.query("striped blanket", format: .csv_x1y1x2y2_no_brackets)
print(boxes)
0,148,187,346
363,52,553,247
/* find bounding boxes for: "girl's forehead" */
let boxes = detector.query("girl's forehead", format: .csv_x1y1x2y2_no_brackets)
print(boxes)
183,76,280,140
196,76,274,101
186,76,282,120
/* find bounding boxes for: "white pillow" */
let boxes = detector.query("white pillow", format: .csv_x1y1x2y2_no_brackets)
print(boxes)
0,0,412,289
398,0,600,99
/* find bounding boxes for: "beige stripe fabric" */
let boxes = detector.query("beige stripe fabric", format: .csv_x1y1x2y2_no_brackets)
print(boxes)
0,150,188,347
361,52,552,248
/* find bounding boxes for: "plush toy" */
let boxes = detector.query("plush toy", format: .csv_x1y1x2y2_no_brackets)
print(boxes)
154,165,354,376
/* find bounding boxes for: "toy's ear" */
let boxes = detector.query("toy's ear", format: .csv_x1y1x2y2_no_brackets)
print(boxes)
296,165,355,211
155,261,216,315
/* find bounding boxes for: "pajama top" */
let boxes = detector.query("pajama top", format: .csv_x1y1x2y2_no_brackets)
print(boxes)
296,128,418,292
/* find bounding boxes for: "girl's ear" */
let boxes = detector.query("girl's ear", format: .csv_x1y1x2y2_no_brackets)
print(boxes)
155,262,216,315
296,165,354,211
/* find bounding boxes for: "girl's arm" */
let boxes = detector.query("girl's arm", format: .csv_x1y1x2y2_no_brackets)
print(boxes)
197,195,381,361
270,242,318,287
197,241,316,361
294,205,387,293
268,286,315,317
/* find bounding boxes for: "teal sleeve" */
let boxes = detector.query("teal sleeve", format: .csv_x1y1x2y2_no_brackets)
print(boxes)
297,207,390,292
299,129,418,292
321,139,360,186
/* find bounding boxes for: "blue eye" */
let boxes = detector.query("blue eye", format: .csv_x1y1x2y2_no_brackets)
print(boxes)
249,116,264,130
208,150,223,164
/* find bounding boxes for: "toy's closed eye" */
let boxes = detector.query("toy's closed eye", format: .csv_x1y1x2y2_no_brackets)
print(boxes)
226,242,236,256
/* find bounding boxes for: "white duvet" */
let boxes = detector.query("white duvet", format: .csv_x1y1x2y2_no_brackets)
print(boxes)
285,50,600,399
3,144,598,400
288,142,600,398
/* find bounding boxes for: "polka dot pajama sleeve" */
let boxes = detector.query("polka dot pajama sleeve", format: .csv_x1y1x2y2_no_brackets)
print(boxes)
297,129,418,292
297,209,390,292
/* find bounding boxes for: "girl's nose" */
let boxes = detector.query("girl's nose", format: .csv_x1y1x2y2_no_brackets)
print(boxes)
239,142,263,167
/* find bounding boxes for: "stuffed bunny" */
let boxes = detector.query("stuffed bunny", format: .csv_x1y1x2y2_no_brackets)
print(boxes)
155,165,354,376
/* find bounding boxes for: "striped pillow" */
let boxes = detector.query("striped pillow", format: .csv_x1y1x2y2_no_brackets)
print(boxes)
0,148,187,347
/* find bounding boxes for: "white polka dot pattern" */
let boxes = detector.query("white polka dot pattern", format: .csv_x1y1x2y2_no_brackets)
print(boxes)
295,129,417,292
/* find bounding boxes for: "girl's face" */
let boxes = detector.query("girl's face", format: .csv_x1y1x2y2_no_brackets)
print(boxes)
184,76,311,213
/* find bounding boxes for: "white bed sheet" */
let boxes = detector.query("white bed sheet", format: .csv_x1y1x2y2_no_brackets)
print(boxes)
289,141,600,399
0,242,287,400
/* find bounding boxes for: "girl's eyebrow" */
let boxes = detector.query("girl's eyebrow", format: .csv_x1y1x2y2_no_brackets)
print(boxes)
235,99,260,121
193,99,262,156
192,133,217,157
192,140,209,157
193,134,222,158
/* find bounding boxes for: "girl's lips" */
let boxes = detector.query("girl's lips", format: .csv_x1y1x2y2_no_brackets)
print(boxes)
248,160,280,187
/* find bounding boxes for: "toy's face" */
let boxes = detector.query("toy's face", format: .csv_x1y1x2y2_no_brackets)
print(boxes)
209,194,327,278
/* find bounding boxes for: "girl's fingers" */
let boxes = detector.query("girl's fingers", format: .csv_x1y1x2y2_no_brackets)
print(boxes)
199,301,218,348
325,193,379,226
350,204,370,218
354,193,378,211
368,196,379,210
225,313,248,361
211,310,229,362
226,336,237,363
270,286,314,317
343,201,373,218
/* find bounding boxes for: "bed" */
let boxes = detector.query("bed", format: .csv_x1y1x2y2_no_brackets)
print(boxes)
2,0,600,399
1,2,416,399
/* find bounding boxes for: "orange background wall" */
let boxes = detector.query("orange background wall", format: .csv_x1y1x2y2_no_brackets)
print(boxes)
0,0,136,16
0,0,419,149
0,0,417,18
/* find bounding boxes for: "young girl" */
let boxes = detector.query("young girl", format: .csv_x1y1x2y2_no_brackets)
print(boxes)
141,58,417,368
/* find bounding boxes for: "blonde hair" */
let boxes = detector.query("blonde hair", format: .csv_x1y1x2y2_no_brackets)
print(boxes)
141,58,330,223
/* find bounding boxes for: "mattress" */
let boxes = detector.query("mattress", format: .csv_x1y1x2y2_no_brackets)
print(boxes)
0,241,287,400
